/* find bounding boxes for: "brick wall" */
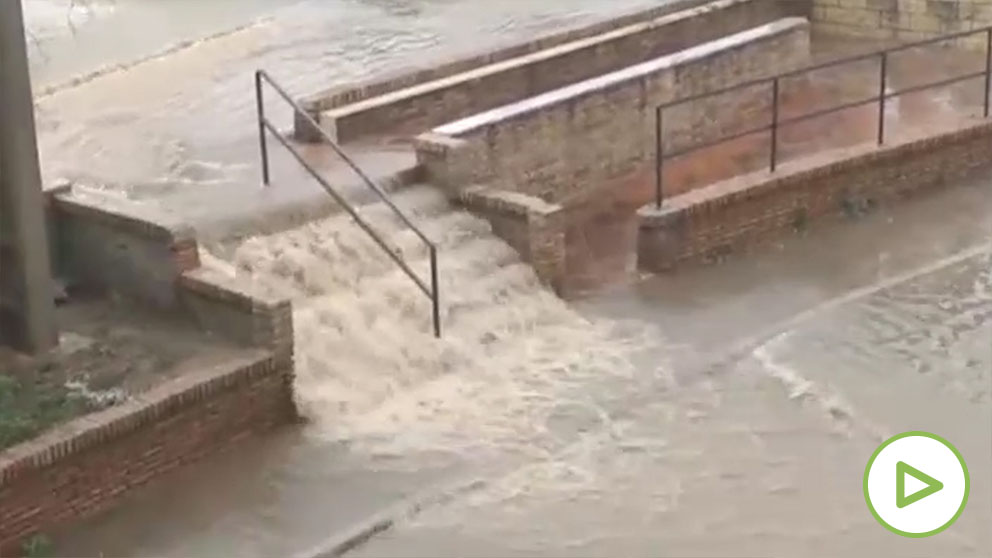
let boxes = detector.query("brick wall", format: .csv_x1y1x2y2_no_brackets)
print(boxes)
181,266,295,363
812,0,992,45
637,118,992,270
416,18,811,205
0,187,299,556
311,0,807,144
459,187,567,292
0,352,295,556
51,187,200,311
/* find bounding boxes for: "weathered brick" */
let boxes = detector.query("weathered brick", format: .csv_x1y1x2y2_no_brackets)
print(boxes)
811,0,992,43
638,118,992,270
0,352,296,555
460,187,567,291
420,18,810,206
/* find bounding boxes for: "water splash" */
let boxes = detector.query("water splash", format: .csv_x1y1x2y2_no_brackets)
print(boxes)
201,185,666,462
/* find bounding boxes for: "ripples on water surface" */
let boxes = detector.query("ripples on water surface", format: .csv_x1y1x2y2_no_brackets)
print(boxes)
26,0,664,193
24,1,992,556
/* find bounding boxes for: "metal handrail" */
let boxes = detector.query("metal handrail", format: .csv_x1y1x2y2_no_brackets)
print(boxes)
654,25,992,209
254,70,441,337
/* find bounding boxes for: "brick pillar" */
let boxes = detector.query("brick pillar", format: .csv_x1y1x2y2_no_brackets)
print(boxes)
527,207,567,294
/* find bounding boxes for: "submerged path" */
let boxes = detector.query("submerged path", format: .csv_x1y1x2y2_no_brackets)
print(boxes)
58,168,992,558
26,1,992,556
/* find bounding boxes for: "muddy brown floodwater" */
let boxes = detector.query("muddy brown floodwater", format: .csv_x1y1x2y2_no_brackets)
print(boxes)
23,1,992,556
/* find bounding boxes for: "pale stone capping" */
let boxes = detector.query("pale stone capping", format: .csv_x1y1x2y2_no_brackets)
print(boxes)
460,186,566,291
180,267,295,364
180,266,285,313
435,18,808,137
417,17,811,204
53,186,194,245
461,186,563,217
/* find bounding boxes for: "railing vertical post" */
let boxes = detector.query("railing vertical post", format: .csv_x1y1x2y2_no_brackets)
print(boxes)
255,71,270,186
770,77,780,172
984,28,991,118
655,106,664,209
429,245,441,338
877,52,887,146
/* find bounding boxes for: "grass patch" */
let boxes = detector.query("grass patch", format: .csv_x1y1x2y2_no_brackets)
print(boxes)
21,534,55,558
0,374,101,451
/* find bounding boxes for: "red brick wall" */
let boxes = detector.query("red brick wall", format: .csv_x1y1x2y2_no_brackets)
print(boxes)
637,119,992,270
3,190,299,557
0,354,295,556
417,18,811,205
812,0,992,46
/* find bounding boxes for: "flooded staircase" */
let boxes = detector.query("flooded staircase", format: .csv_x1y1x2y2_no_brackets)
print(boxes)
200,0,814,435
199,180,654,443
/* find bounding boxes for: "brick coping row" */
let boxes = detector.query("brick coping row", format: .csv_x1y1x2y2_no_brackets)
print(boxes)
0,349,277,488
640,118,992,225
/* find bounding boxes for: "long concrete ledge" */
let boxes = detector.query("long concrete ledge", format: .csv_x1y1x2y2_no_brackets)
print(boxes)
416,17,811,205
637,119,992,270
303,0,805,143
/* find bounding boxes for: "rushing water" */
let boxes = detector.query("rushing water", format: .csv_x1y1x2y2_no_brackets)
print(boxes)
22,1,992,556
26,0,665,195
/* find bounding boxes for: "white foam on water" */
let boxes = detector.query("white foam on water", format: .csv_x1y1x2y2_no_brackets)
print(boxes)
200,186,667,460
751,333,862,436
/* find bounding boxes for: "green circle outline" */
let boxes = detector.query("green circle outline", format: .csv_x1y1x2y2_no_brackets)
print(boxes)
863,430,970,538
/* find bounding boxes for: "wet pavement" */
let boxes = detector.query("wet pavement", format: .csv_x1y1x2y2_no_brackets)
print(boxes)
27,0,665,194
346,158,992,558
22,1,992,556
56,163,992,558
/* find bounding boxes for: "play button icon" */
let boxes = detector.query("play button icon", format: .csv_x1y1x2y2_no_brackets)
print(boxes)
865,432,969,537
896,461,943,508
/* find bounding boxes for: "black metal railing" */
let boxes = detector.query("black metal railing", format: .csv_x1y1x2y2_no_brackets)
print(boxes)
654,26,992,209
254,70,441,337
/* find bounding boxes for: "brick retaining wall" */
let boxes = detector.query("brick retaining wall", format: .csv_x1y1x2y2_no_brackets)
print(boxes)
637,118,992,270
811,0,992,45
0,350,295,556
0,188,297,556
310,0,805,144
416,18,811,205
50,188,200,311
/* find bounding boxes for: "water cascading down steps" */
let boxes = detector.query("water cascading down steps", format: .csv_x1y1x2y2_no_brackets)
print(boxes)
198,182,652,445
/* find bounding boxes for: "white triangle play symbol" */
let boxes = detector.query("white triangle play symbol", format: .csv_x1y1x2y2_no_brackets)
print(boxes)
905,474,928,498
